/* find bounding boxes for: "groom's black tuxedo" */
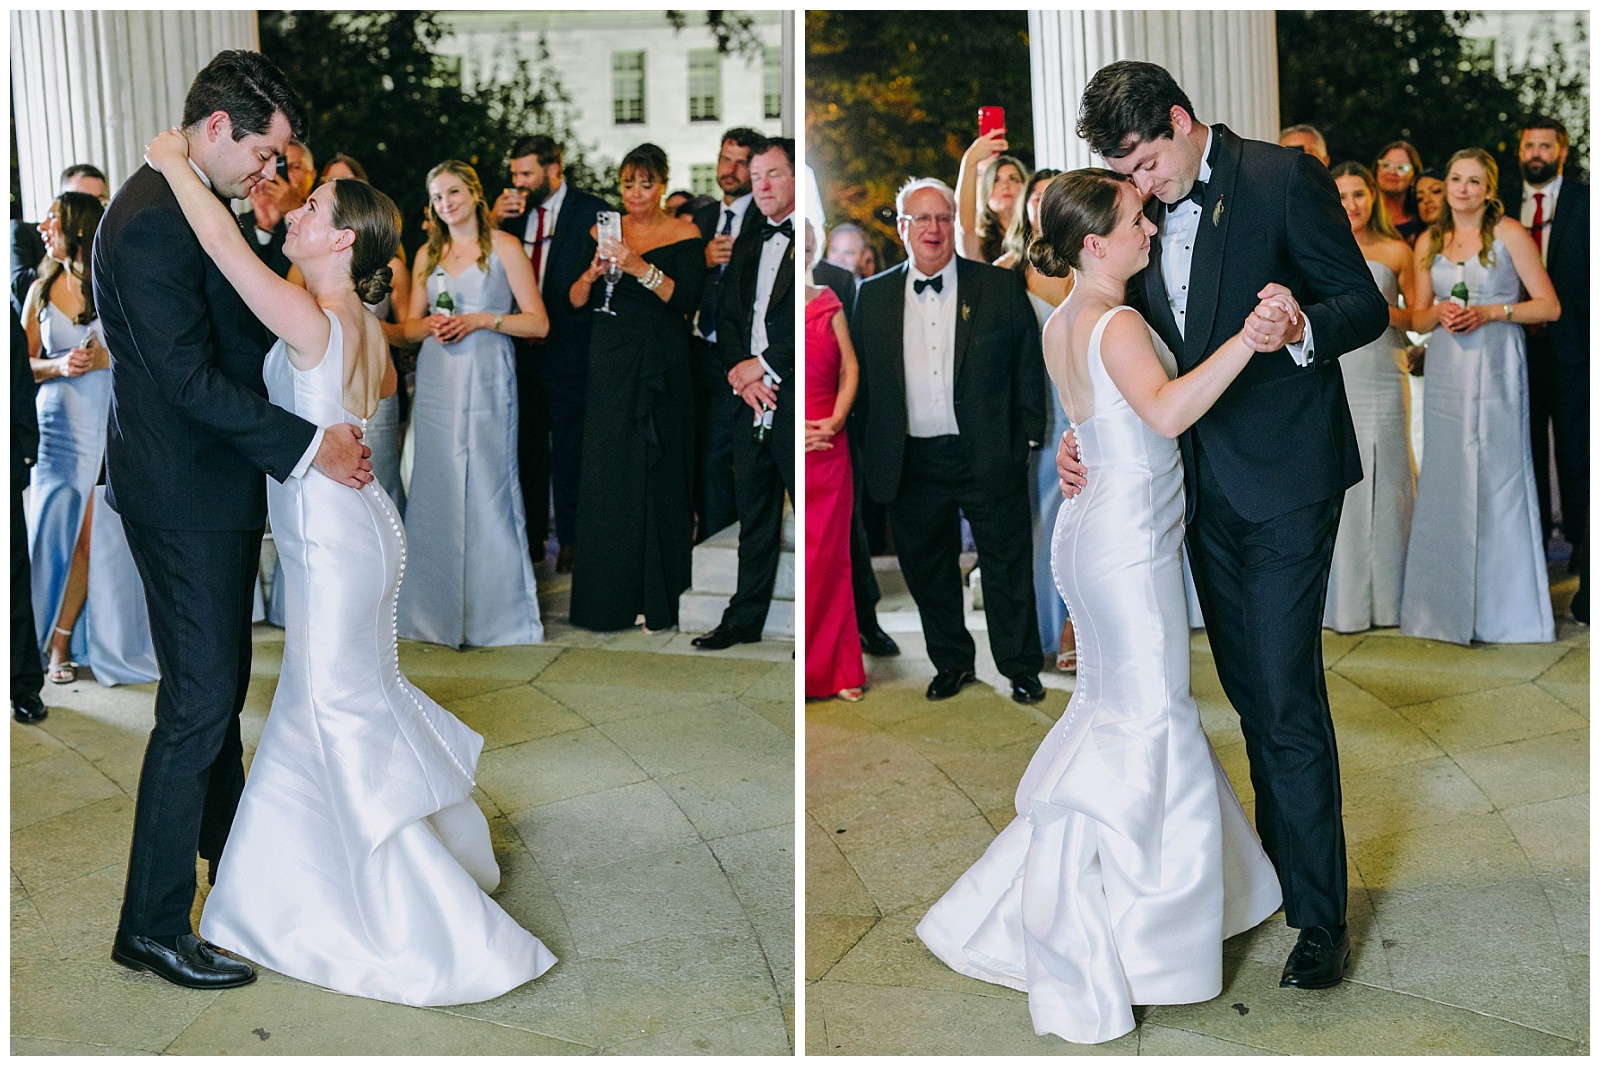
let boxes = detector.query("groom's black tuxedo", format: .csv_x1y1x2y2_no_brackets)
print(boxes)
1133,125,1388,932
95,164,317,940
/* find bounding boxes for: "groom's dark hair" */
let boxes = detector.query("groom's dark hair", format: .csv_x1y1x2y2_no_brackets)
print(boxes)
181,50,307,143
1077,61,1196,160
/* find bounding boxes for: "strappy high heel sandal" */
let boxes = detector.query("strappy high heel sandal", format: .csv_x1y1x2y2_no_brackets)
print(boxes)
48,627,79,684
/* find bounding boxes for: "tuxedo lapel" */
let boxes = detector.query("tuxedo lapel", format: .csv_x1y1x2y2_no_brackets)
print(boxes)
1141,199,1184,357
1546,180,1577,266
1184,124,1240,365
952,259,975,383
880,264,909,408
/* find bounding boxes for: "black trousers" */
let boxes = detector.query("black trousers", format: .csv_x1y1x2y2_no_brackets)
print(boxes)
1527,333,1588,550
693,338,741,542
1187,442,1346,930
847,431,882,631
11,462,43,705
515,342,552,557
718,403,795,635
119,520,261,938
888,435,1040,678
545,367,587,550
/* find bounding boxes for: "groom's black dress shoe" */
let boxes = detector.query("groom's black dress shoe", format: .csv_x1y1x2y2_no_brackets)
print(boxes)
12,694,47,723
859,623,900,657
1010,674,1046,704
925,669,976,701
1279,925,1349,989
692,624,761,650
112,931,256,989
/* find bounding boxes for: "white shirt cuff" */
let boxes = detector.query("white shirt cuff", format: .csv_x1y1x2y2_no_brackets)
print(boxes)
291,426,325,480
1287,318,1315,367
757,354,780,384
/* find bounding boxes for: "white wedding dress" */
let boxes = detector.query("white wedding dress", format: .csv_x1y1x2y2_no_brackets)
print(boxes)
199,309,557,1006
917,306,1282,1044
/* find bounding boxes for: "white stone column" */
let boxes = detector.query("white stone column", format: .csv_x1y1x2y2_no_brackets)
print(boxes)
1029,10,1278,172
10,10,258,219
780,13,795,139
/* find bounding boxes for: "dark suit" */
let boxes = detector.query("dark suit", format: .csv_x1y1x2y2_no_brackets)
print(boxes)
1134,125,1389,931
11,219,46,318
95,165,317,939
236,210,292,278
500,183,609,555
713,214,796,636
1504,176,1588,616
11,305,43,709
851,257,1046,677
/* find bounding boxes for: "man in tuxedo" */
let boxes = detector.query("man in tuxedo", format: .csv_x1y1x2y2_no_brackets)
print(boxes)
12,163,108,317
825,222,870,277
95,49,372,990
691,127,765,542
1066,60,1388,988
1504,115,1589,623
850,177,1047,703
693,137,796,650
11,305,45,723
1277,124,1330,167
235,140,313,279
492,135,609,572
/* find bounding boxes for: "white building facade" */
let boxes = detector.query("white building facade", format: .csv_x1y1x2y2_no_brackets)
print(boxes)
434,10,790,194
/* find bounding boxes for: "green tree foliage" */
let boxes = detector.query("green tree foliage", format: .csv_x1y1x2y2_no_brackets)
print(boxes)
806,10,1032,262
1277,10,1588,182
260,11,613,258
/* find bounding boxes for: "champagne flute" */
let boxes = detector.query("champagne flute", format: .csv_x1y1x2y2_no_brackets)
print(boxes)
596,210,622,316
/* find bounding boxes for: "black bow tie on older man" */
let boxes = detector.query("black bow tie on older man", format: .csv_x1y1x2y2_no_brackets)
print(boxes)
913,275,943,295
760,218,792,242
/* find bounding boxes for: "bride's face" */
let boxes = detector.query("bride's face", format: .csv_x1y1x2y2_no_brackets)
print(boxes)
283,184,353,265
1094,184,1155,278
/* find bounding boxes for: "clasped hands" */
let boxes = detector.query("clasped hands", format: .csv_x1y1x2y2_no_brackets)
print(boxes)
728,357,775,414
424,313,487,344
805,415,844,452
1433,301,1490,335
55,340,109,378
585,236,643,281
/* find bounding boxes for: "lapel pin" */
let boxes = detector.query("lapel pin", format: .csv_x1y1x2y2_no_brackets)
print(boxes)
961,302,971,321
1212,195,1225,228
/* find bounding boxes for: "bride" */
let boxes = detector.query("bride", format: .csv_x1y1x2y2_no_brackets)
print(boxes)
916,170,1285,1043
143,131,556,1006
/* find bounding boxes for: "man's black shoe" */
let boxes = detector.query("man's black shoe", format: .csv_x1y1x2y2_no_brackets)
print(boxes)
925,669,976,701
859,624,900,657
1279,925,1349,989
112,931,256,989
12,694,47,724
1010,674,1046,704
692,624,761,651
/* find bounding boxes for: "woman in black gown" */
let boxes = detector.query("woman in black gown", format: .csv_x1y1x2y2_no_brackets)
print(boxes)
568,144,706,631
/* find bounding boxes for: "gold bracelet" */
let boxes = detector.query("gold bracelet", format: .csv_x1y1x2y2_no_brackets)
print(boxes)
493,313,503,332
1503,304,1513,323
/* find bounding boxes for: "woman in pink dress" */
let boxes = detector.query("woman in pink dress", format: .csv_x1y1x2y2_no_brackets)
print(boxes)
803,218,865,700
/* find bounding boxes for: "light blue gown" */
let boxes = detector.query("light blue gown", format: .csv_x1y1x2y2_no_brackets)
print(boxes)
397,250,543,648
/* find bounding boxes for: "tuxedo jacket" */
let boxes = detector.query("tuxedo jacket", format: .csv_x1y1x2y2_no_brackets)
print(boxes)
717,216,795,424
850,258,1045,504
94,165,316,530
1503,177,1589,368
1134,124,1388,523
11,219,46,318
813,258,857,317
236,210,291,278
498,184,610,377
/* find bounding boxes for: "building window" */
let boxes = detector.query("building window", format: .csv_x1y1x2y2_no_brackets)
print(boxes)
688,49,720,123
691,164,717,196
763,46,783,121
612,51,645,125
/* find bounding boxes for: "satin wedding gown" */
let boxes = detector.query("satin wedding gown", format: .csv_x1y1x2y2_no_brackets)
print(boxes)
917,306,1282,1045
200,309,556,1006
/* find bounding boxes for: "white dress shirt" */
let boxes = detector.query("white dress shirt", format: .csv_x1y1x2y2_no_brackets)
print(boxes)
1159,127,1315,365
751,209,791,381
1519,173,1562,266
902,256,960,437
192,158,322,479
522,180,567,294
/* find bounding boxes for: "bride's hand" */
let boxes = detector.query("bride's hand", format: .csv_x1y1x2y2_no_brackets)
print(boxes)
1243,283,1303,351
144,129,189,174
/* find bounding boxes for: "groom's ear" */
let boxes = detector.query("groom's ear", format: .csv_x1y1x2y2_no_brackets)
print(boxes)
201,111,233,145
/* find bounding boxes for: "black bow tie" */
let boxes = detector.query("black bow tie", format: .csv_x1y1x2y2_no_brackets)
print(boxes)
1179,178,1208,208
913,275,943,295
760,218,792,242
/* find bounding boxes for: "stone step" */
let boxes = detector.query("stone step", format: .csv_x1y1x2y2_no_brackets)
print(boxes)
679,504,795,638
678,590,794,639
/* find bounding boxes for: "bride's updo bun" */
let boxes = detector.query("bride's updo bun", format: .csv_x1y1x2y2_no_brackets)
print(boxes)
1028,168,1130,277
329,177,402,303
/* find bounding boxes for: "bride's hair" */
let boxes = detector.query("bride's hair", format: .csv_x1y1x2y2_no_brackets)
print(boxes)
1029,168,1128,278
328,178,401,303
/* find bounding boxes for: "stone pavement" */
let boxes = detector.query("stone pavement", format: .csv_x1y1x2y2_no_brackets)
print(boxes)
805,566,1587,1054
12,574,795,1055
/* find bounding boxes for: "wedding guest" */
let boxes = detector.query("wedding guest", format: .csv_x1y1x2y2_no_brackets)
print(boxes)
1323,162,1416,632
1401,166,1449,379
956,128,1028,263
803,217,865,699
1400,148,1560,644
397,160,547,647
13,163,108,317
11,305,45,722
1374,139,1425,243
855,238,879,279
319,153,368,183
567,144,705,631
1414,167,1446,231
851,177,1046,703
1278,123,1330,166
665,189,694,214
694,137,796,650
1504,115,1589,622
825,221,868,275
238,139,314,278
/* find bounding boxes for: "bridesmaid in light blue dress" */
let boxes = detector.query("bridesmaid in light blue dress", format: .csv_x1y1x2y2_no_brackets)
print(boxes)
397,161,548,648
1400,149,1560,644
24,193,158,685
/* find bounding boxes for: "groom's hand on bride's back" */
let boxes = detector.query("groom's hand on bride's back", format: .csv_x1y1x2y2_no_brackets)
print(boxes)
1056,429,1087,499
314,423,374,488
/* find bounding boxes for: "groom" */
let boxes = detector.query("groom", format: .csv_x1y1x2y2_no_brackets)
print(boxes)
1062,61,1387,988
95,50,372,988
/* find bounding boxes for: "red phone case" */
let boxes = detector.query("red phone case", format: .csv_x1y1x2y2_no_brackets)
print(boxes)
978,106,1005,137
